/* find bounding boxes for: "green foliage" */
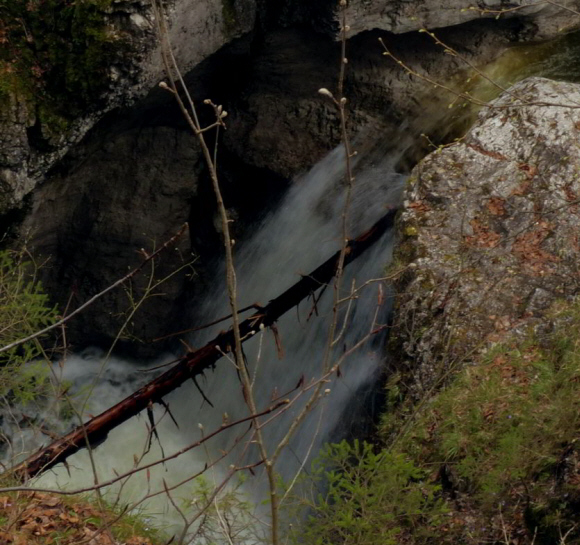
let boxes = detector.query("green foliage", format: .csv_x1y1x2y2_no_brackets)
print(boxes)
296,439,448,545
102,502,163,543
0,248,58,403
299,298,580,544
0,0,122,138
407,332,580,493
388,297,580,542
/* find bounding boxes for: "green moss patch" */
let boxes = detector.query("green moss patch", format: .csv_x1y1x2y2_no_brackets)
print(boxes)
0,0,123,140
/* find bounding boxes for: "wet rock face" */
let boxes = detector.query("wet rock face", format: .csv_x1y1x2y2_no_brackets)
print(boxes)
225,16,529,178
2,0,579,218
393,77,580,391
0,0,257,217
22,125,201,356
4,2,580,357
341,0,575,37
20,96,290,358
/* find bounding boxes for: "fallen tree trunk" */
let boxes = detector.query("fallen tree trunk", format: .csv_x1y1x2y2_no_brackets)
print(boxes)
9,209,397,481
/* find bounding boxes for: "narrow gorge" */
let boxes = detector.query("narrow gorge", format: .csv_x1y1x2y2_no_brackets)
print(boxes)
2,1,580,544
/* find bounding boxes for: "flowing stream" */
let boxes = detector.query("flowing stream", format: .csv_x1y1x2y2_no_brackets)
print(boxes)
7,29,580,541
3,135,407,539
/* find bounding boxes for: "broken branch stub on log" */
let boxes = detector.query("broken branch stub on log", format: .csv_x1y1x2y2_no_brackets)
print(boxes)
8,209,397,482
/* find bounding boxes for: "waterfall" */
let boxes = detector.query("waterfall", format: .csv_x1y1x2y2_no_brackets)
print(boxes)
3,137,407,539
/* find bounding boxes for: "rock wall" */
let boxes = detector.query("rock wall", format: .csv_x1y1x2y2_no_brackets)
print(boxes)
274,0,579,38
3,1,580,356
342,0,576,37
227,17,530,177
392,77,580,393
0,0,257,216
22,125,200,354
2,0,579,216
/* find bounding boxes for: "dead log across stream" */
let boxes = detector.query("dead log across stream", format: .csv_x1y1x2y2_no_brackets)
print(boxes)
9,209,397,481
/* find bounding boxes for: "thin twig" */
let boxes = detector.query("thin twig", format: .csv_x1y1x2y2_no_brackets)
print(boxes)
0,225,188,355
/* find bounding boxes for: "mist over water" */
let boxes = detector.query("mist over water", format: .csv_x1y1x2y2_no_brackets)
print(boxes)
3,138,407,538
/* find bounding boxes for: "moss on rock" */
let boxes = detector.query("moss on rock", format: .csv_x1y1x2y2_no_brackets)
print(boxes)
221,0,237,35
0,0,123,141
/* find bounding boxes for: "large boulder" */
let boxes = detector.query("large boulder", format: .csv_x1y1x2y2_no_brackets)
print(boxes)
392,76,580,391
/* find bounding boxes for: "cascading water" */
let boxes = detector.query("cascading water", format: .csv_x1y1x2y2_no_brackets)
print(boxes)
3,18,580,543
2,136,407,540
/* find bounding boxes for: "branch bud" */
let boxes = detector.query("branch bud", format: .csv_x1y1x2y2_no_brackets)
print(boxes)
318,88,334,99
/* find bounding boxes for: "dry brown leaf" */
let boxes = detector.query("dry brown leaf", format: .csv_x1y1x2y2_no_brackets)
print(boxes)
510,180,531,196
408,200,430,213
40,497,60,508
518,163,538,179
486,196,507,216
465,217,501,248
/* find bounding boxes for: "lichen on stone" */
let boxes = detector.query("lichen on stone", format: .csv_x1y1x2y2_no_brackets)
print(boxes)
391,77,580,397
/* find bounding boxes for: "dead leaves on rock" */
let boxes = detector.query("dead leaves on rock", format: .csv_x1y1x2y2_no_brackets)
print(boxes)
0,492,155,545
407,200,431,214
465,217,501,248
466,142,508,161
464,205,559,277
517,162,537,180
486,196,507,217
510,180,531,197
512,220,559,276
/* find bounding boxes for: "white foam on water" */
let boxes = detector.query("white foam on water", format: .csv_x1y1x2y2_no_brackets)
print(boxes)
5,139,407,541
